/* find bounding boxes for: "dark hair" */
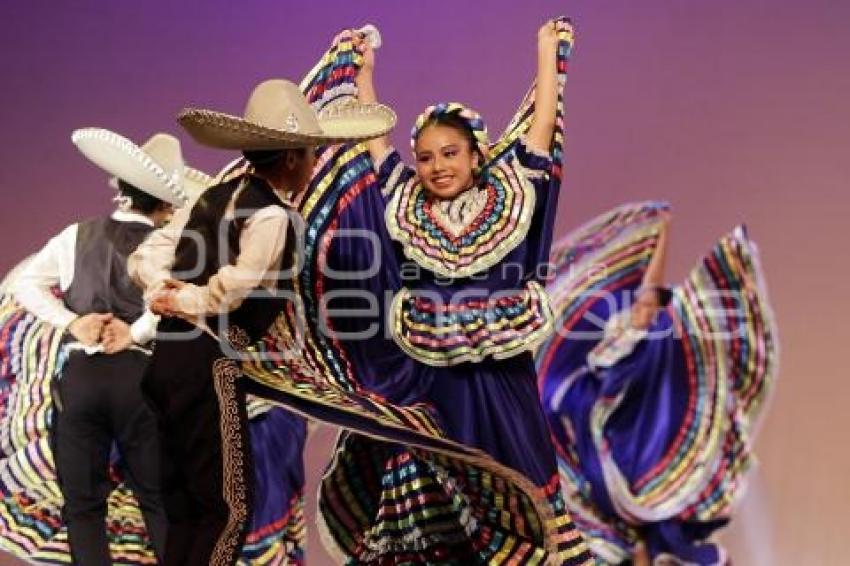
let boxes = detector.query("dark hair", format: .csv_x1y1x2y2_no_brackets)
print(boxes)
242,149,285,168
117,180,168,214
242,148,308,175
638,285,673,308
415,114,482,160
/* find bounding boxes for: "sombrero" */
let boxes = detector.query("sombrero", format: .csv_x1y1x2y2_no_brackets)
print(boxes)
177,79,396,150
107,159,214,204
72,129,197,206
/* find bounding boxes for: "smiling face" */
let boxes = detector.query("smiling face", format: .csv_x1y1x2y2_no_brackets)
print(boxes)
413,123,479,199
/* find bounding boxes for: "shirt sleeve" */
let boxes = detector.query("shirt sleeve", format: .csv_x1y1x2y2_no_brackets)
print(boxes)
12,224,78,328
172,205,289,316
129,308,160,345
127,200,192,302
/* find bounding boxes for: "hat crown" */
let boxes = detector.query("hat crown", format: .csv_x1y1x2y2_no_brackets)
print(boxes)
243,80,322,136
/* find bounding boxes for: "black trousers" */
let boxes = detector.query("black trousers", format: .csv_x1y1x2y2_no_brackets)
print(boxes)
142,319,252,566
52,349,166,566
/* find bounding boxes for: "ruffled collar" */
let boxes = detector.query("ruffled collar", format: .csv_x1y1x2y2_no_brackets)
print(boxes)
385,157,536,279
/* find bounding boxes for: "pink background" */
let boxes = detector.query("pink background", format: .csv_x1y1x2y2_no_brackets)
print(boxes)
1,1,847,563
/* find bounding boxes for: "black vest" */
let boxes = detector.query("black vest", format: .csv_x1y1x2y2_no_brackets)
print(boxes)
171,175,296,340
63,217,153,324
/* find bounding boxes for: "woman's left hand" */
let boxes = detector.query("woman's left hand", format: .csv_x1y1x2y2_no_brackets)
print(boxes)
538,19,572,54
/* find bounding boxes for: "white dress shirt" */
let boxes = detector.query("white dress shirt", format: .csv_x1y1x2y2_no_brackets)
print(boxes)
128,178,292,318
13,209,159,346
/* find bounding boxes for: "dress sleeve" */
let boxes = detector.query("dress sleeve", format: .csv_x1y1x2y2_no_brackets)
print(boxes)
501,135,560,279
374,147,415,202
513,135,554,176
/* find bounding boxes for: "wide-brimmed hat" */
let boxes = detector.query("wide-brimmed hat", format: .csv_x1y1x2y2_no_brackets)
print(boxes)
177,79,396,150
179,166,215,202
72,128,196,206
106,160,215,204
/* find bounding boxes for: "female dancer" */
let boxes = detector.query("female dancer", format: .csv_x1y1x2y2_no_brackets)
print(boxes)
231,20,595,564
536,202,778,564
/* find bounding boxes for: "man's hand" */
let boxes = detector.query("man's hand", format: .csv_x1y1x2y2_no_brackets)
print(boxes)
149,279,186,316
150,290,178,316
67,313,112,346
102,318,133,354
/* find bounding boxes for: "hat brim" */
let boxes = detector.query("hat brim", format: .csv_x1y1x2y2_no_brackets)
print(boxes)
181,166,215,203
178,102,397,150
108,165,213,205
72,128,186,205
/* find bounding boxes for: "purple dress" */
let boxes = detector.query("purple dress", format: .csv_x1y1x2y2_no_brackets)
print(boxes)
369,137,559,483
536,202,778,564
234,21,595,565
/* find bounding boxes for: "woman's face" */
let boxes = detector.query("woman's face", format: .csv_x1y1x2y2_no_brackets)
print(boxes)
414,124,478,199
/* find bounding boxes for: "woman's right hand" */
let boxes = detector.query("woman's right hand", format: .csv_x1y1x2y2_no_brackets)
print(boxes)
350,25,389,161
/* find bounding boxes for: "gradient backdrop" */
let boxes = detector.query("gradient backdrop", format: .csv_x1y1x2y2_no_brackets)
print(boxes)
1,1,847,564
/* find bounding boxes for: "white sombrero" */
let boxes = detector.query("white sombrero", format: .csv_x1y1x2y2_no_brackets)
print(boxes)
72,129,206,206
106,162,214,204
177,79,396,150
180,165,216,202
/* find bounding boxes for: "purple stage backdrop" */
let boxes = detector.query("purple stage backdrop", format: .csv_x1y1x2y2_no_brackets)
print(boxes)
1,1,848,564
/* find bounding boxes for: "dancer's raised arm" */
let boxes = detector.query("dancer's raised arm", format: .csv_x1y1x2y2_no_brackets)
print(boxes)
524,19,571,153
354,38,391,164
642,212,671,291
631,212,672,329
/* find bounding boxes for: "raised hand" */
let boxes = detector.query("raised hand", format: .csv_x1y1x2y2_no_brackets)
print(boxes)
538,18,573,55
352,32,375,75
352,25,390,162
67,313,112,346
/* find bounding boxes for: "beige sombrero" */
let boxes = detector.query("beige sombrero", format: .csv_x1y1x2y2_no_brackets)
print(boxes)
177,79,396,150
71,128,210,206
